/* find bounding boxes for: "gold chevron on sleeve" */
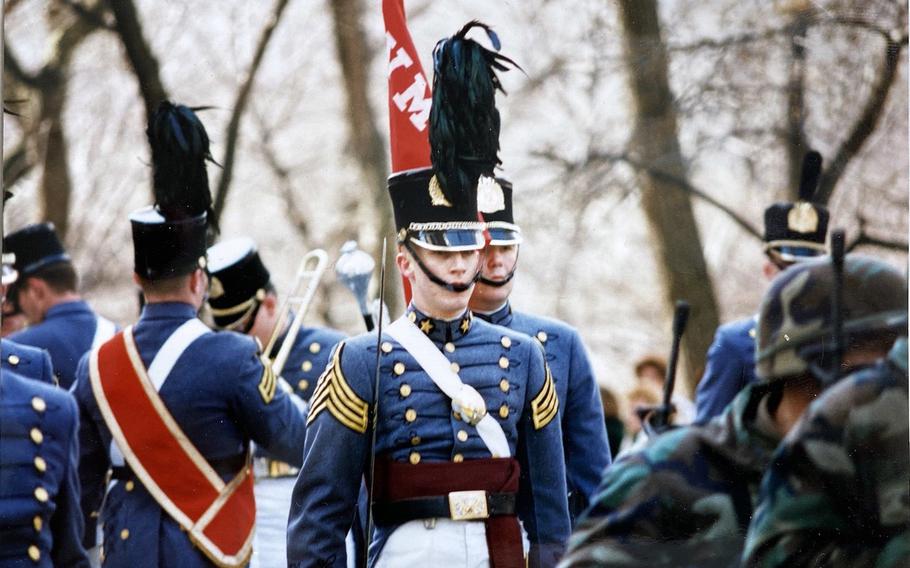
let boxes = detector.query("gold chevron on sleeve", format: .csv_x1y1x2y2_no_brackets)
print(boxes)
307,343,369,434
531,363,559,430
257,357,277,404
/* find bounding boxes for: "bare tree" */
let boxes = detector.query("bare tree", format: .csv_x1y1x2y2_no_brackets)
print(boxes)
616,0,720,390
328,0,401,314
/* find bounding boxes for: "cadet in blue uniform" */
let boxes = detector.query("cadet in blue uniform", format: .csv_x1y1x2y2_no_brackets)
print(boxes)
1,368,89,567
4,223,116,389
72,102,307,567
288,22,569,567
695,151,830,423
206,236,345,401
469,178,610,523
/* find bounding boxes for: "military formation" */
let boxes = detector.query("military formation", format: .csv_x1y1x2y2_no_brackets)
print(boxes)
0,4,907,568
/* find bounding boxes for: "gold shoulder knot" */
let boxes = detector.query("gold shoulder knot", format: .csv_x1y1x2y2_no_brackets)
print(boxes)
531,363,558,430
307,343,369,434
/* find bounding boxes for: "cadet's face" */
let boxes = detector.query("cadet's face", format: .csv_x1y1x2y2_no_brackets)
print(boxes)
399,246,480,319
471,245,517,311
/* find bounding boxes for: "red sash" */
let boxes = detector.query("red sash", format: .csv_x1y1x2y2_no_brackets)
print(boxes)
90,327,255,567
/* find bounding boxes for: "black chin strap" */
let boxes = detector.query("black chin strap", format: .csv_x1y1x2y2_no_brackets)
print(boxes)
404,240,483,292
478,246,520,287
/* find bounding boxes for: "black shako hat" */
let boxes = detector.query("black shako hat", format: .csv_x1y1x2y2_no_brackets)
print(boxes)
389,21,519,252
131,101,217,281
3,223,71,277
763,151,830,262
205,237,271,329
479,177,521,245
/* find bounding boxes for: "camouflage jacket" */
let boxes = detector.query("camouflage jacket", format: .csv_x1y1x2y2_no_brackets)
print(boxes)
743,339,910,568
560,383,780,567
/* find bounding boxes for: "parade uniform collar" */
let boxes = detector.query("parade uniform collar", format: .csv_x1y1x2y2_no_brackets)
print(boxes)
44,299,93,319
405,304,474,344
139,302,198,322
473,301,513,327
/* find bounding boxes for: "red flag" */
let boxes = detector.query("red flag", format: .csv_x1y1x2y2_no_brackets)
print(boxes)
383,0,432,173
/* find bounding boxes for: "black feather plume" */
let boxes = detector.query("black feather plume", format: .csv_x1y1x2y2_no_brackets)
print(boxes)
797,150,823,202
429,21,521,207
146,101,218,232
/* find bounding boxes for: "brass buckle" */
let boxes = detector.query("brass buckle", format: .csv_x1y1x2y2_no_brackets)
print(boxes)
448,490,489,521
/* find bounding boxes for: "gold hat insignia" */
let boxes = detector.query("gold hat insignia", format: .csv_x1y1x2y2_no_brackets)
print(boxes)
787,202,819,234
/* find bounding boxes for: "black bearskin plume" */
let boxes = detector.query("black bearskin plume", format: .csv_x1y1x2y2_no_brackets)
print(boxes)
146,101,218,233
429,21,521,207
797,150,823,202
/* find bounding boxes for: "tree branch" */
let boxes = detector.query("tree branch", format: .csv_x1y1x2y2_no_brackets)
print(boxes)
212,0,292,225
815,36,904,204
59,0,114,31
107,0,168,127
531,148,764,240
3,41,42,89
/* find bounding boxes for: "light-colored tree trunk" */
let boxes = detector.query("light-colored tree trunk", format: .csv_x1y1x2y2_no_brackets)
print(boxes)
328,0,401,316
616,0,720,392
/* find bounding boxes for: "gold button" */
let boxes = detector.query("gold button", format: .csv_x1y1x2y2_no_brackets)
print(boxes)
30,428,43,445
381,342,393,354
453,453,464,463
409,452,421,465
34,487,48,503
500,379,510,392
450,362,460,373
28,545,40,561
8,354,20,366
399,384,412,397
297,379,309,392
537,331,548,343
405,408,417,422
31,397,46,413
120,528,130,540
393,362,406,376
444,342,455,353
408,311,417,322
499,405,509,419
410,435,421,446
499,357,509,369
34,456,47,473
749,327,757,339
501,336,512,348
309,343,321,354
125,481,135,492
457,430,468,442
301,360,313,372
33,515,42,532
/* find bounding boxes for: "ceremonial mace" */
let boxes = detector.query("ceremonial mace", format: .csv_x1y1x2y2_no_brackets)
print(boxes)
336,240,377,332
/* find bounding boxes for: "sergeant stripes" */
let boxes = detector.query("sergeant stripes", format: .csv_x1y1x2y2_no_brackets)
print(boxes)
531,363,558,430
257,357,277,404
307,343,369,434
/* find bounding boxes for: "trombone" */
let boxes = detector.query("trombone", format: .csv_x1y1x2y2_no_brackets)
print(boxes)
263,248,329,378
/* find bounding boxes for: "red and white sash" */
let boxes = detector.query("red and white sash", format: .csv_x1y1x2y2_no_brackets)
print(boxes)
90,323,255,567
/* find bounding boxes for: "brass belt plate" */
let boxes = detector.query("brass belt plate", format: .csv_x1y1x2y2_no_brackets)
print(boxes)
448,490,489,521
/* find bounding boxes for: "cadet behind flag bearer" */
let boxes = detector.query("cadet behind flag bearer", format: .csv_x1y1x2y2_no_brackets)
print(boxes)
469,177,611,524
287,18,570,568
71,102,307,568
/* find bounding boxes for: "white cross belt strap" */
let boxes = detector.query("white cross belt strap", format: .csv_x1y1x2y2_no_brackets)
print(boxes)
108,318,211,465
92,316,117,349
386,316,511,458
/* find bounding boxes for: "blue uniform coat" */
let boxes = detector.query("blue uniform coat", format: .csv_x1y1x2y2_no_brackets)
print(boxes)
273,325,346,400
287,306,571,567
10,300,108,389
72,302,307,567
2,338,55,385
477,303,611,522
0,369,88,567
694,317,758,424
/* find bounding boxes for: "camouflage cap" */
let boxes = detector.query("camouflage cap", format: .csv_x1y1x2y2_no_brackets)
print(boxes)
756,255,907,381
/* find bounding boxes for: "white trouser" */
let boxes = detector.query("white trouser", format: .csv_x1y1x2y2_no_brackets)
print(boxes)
375,519,489,568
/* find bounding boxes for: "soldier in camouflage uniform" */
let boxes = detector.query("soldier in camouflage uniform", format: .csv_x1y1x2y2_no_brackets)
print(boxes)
559,255,906,567
743,271,908,564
